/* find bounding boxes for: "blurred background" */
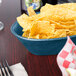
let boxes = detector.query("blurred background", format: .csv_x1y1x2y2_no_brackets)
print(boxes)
0,0,21,24
58,0,76,3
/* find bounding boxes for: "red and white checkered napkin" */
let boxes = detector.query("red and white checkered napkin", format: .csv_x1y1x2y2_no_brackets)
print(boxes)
57,36,76,76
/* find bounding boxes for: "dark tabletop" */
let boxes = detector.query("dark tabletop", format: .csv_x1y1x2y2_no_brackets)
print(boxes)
0,0,62,76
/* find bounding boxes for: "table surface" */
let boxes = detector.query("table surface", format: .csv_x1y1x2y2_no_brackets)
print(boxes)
0,0,62,76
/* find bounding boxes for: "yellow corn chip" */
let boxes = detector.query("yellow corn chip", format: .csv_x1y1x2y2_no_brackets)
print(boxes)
30,21,55,36
67,31,76,36
27,6,36,16
28,34,40,39
22,30,30,37
54,30,67,38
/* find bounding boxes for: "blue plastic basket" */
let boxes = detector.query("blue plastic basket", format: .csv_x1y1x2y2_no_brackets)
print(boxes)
11,21,76,55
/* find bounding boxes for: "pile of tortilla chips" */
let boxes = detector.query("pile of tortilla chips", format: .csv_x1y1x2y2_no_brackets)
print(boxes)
17,3,76,39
